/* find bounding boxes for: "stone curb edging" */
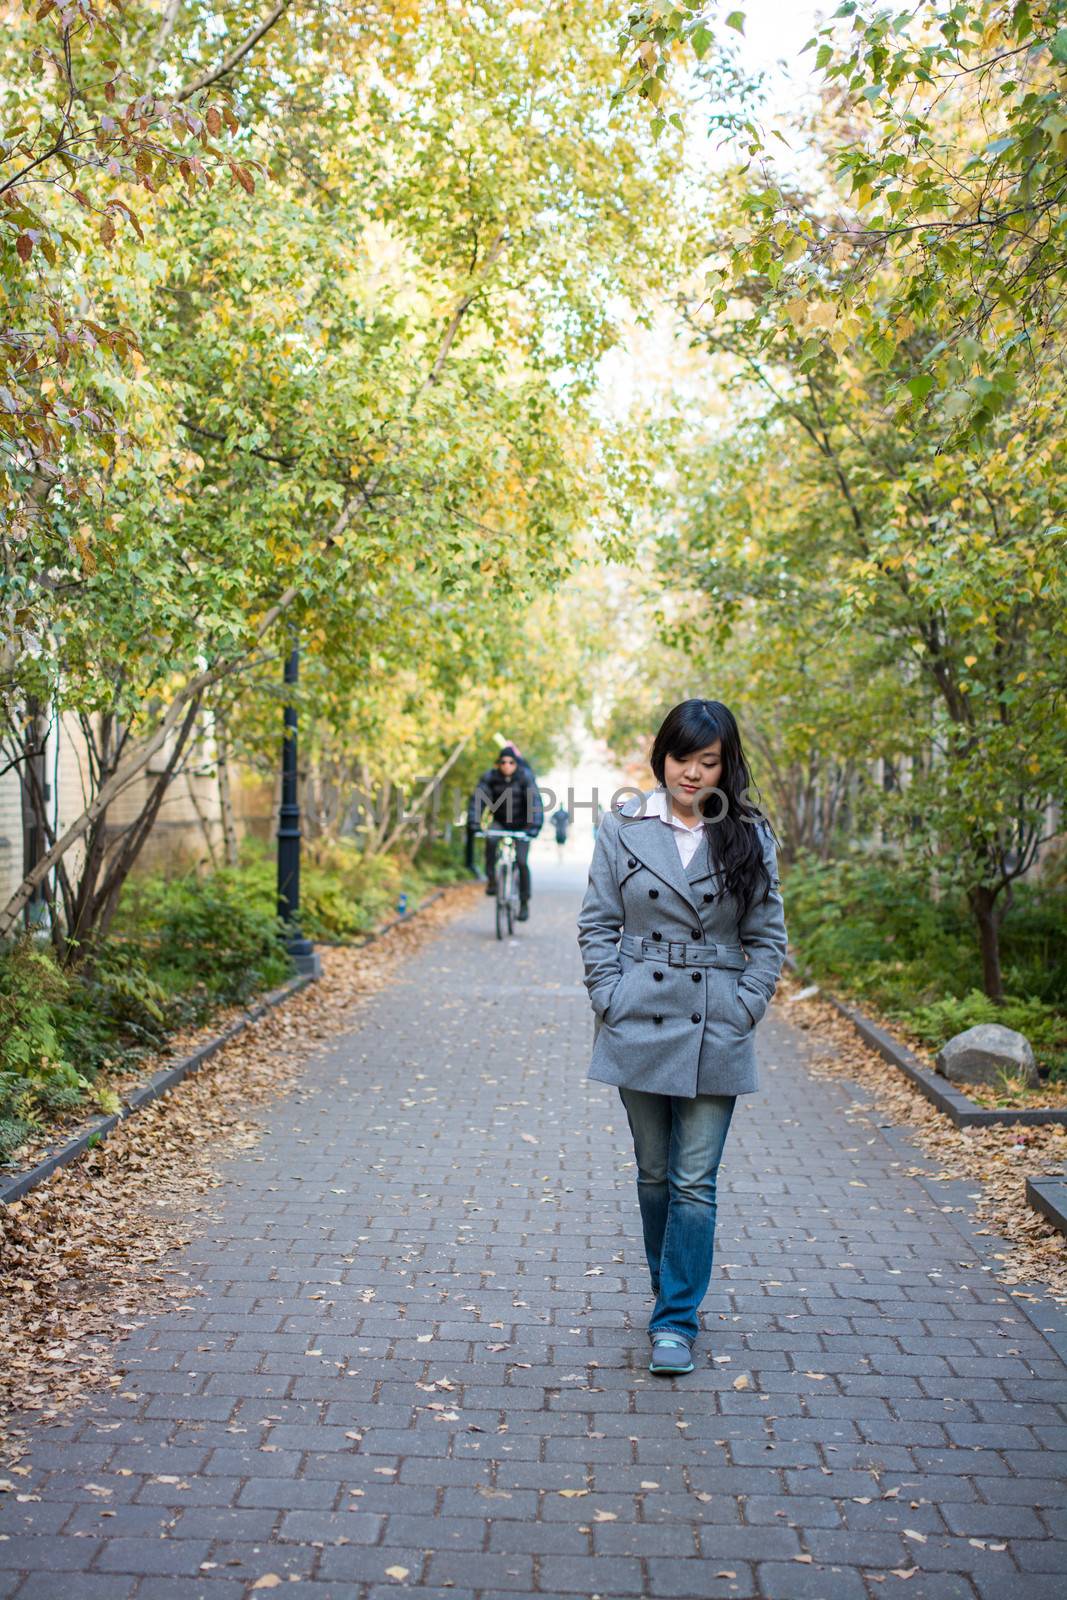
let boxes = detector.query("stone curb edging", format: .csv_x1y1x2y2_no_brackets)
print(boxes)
0,973,316,1206
0,882,466,1207
1026,1177,1067,1238
783,952,1067,1130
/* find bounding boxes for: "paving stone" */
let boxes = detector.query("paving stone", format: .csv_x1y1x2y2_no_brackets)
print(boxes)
91,1537,212,1575
12,1577,138,1600
755,1561,869,1600
0,879,1063,1600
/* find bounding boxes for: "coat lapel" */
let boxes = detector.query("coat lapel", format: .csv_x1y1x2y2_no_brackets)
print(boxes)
685,830,717,885
617,795,703,918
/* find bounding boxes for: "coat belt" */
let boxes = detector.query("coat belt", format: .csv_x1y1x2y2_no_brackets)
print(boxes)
620,933,745,970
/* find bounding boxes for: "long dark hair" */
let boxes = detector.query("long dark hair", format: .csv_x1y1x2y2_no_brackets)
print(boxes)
648,698,775,914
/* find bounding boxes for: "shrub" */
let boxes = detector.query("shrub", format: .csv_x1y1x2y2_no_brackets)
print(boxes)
784,851,1067,1081
0,939,70,1080
905,989,1067,1083
123,869,292,1006
0,945,93,1153
57,944,175,1079
0,1113,34,1163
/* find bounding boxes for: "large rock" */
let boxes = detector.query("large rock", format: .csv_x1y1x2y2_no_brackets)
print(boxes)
935,1023,1039,1089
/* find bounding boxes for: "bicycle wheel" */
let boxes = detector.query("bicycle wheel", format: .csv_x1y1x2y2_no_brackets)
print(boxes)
508,862,519,933
495,859,508,940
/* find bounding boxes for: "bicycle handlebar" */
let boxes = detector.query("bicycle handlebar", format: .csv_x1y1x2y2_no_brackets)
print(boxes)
476,827,535,839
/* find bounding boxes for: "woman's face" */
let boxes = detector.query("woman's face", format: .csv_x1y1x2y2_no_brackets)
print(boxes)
664,741,723,813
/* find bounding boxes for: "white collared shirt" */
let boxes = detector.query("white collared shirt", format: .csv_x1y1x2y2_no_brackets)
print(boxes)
642,786,706,870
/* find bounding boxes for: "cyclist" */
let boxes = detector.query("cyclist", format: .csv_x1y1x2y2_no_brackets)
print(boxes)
465,743,543,920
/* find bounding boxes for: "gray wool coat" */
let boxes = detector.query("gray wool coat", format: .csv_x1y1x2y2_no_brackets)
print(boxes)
576,792,788,1098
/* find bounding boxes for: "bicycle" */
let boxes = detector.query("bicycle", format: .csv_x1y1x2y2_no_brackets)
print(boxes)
477,827,526,940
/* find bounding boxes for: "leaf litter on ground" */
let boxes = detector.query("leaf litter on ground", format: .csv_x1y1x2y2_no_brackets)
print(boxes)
781,973,1067,1304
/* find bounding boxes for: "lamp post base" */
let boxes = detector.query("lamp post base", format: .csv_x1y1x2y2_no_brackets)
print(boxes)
285,934,321,979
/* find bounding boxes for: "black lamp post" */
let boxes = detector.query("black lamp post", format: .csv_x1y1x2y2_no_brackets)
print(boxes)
277,636,321,978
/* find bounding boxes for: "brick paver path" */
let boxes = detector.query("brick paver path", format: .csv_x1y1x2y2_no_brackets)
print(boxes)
2,870,1065,1600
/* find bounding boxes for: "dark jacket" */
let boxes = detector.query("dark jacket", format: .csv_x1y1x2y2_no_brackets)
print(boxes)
467,765,544,835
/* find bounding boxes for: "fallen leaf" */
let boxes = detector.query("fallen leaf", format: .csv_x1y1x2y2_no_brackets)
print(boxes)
384,1568,409,1581
252,1579,282,1591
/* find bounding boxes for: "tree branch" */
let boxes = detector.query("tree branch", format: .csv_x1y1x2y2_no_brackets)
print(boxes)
176,0,294,103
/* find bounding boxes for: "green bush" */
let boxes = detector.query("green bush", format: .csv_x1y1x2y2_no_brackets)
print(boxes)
0,939,70,1079
0,829,467,1160
57,944,175,1079
905,990,1067,1082
0,943,92,1153
122,869,292,1006
232,831,469,942
785,850,1067,1082
0,1113,34,1163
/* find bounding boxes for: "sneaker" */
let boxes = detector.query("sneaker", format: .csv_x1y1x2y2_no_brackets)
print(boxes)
517,902,530,921
485,883,496,896
648,1337,694,1375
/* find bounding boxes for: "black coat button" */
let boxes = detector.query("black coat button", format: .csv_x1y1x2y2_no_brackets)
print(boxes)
648,888,659,899
703,892,713,902
691,972,701,983
691,1012,702,1023
651,931,662,941
691,928,701,939
653,1013,663,1024
653,970,663,981
627,857,637,868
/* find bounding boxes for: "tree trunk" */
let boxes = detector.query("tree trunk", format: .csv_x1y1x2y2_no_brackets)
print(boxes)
216,723,240,867
186,766,219,866
18,699,49,927
60,698,202,965
967,881,1005,1002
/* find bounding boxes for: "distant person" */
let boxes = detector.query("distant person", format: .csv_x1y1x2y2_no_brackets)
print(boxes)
576,698,787,1376
465,744,543,920
551,805,570,861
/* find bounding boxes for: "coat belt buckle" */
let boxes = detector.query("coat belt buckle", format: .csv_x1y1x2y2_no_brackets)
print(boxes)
666,941,688,968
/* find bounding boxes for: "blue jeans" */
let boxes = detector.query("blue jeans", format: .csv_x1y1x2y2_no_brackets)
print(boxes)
617,1086,736,1349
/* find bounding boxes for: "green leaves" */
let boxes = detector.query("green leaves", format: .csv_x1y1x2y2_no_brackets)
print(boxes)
676,0,1067,441
691,23,713,59
2,0,681,943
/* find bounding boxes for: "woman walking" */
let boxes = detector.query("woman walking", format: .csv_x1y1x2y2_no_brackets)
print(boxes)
576,699,788,1375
